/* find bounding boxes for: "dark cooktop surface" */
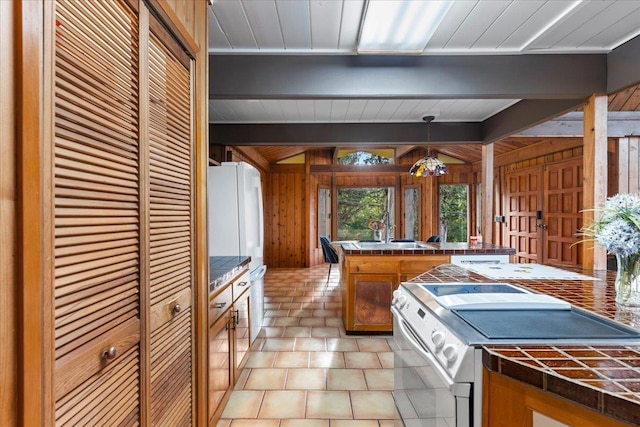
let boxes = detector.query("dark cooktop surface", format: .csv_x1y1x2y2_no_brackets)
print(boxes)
454,308,640,340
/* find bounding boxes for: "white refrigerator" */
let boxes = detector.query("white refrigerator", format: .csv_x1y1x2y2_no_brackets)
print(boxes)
208,162,266,342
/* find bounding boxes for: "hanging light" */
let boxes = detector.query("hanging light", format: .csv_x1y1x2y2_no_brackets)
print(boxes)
409,116,448,177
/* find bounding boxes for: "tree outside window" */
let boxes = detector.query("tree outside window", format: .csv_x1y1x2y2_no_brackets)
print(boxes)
439,184,468,242
338,150,392,165
337,187,394,240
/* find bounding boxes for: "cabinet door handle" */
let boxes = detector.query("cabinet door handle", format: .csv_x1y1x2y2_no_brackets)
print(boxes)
103,346,117,361
212,302,226,309
172,304,182,314
238,281,249,287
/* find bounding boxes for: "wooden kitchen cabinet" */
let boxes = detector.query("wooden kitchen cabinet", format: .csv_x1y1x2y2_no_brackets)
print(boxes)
482,369,630,427
208,287,233,424
347,273,396,332
341,254,450,333
233,287,251,380
36,0,205,425
208,267,252,425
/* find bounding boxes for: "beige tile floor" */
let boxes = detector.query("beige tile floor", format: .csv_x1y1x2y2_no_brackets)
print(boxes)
217,265,402,427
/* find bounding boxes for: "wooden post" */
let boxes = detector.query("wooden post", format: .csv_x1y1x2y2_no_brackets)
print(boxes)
482,144,494,244
583,94,608,270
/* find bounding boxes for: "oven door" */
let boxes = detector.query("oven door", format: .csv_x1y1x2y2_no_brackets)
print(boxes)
392,307,472,427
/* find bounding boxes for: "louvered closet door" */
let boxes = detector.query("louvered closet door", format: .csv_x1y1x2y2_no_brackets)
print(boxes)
53,0,141,425
147,23,194,427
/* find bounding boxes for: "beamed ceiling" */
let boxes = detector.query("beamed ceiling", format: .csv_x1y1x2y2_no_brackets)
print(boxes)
207,0,640,165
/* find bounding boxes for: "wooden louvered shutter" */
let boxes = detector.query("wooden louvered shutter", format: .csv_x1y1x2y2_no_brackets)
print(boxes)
146,18,195,427
52,0,141,425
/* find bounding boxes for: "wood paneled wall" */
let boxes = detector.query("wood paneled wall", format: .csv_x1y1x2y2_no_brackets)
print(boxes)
491,137,619,256
0,1,17,425
619,136,640,194
260,147,474,268
259,140,621,269
266,165,307,267
242,139,624,269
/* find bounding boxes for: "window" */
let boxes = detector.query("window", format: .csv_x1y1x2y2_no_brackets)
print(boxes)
439,184,468,242
337,150,393,165
403,187,420,240
318,187,331,241
337,187,394,240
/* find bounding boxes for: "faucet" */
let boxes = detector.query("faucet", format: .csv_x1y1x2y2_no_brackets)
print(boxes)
382,211,393,243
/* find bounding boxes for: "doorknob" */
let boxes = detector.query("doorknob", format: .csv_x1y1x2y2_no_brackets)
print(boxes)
536,223,548,229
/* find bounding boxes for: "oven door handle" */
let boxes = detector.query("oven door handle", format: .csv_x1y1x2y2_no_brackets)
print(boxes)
392,307,470,398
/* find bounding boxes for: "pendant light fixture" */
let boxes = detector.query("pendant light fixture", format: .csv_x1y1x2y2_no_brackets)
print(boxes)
409,116,448,177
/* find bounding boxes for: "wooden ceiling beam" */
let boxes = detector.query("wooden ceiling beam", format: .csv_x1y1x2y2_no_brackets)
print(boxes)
608,34,640,93
210,54,606,100
230,146,271,173
515,111,640,137
489,138,584,168
210,122,482,145
395,145,416,160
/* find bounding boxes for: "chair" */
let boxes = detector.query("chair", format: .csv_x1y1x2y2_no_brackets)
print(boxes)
320,236,339,280
426,235,440,242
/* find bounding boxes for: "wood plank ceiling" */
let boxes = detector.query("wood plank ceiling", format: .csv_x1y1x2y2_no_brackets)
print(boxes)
207,0,640,165
228,86,640,166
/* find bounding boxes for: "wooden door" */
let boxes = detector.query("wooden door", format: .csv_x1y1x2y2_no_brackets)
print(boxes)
543,159,583,267
146,18,195,426
505,167,543,263
52,0,141,424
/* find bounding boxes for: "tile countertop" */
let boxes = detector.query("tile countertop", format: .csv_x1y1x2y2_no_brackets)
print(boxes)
209,255,251,294
338,241,516,256
411,264,640,426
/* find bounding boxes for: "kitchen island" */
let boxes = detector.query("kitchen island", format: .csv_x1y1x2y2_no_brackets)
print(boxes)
337,241,515,333
412,263,640,426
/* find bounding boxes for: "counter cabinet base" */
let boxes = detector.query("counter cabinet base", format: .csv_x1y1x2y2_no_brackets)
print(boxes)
340,254,450,333
482,369,632,427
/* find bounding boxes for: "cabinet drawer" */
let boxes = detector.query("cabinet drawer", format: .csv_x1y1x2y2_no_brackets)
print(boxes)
399,256,450,275
351,260,397,274
209,286,232,325
54,317,140,400
150,287,192,332
232,270,251,301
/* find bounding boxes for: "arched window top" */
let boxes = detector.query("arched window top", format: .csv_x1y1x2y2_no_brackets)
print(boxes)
337,149,394,165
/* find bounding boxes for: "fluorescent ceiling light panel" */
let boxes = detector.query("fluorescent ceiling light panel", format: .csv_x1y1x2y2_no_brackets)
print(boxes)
358,0,452,53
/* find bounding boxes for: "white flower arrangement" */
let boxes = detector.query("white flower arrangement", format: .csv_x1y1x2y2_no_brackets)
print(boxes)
579,193,640,305
581,193,640,256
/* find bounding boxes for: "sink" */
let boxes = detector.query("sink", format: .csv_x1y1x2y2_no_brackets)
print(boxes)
356,241,435,250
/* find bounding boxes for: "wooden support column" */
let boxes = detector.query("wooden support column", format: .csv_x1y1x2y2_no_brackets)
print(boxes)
583,94,608,270
482,144,494,244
